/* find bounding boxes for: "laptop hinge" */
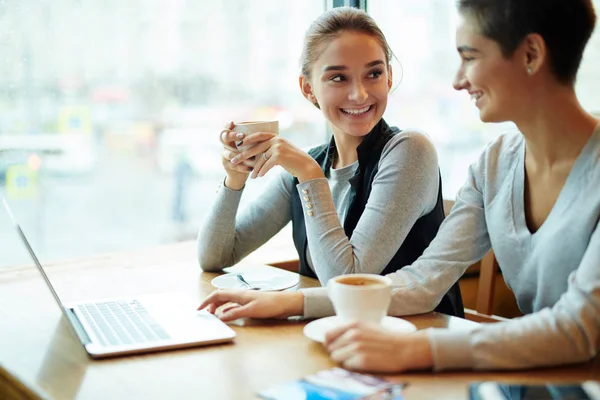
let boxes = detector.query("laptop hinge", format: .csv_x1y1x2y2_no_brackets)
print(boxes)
64,307,92,345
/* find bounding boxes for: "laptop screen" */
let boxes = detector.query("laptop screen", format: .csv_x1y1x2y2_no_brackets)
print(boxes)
1,197,69,314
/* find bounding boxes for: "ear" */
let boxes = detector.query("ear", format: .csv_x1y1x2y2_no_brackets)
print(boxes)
387,64,393,91
299,75,318,104
522,33,546,75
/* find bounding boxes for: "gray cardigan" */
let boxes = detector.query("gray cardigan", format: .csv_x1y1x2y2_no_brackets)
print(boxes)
303,124,600,371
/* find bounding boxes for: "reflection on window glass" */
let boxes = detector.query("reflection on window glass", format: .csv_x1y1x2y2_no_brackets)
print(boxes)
0,0,325,267
369,0,600,197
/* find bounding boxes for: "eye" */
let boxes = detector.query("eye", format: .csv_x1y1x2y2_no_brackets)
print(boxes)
368,69,384,79
330,75,346,82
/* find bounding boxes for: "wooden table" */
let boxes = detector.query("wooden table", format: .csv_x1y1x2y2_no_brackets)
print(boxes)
0,238,598,400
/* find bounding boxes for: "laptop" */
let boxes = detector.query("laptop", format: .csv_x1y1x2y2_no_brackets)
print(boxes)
1,197,236,359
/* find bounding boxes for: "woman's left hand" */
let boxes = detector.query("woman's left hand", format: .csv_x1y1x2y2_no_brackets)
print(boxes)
230,132,324,182
324,321,434,373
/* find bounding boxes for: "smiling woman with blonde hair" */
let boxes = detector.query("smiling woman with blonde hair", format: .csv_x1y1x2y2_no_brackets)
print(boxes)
197,7,463,317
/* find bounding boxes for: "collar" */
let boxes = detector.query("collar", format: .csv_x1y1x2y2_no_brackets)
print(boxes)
319,118,392,171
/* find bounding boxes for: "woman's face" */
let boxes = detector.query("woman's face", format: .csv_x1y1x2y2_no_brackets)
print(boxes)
302,31,392,138
453,15,530,123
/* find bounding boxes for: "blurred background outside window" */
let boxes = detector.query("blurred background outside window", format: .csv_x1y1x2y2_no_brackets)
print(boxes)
0,0,325,267
1,0,600,267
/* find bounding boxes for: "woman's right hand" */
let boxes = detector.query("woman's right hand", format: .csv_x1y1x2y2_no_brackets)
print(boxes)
198,289,305,321
220,121,253,190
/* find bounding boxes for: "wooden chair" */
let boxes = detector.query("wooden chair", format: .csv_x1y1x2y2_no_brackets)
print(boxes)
463,251,509,323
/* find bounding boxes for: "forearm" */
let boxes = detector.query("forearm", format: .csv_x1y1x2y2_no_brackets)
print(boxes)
299,176,413,283
430,281,600,370
301,287,335,319
430,311,598,371
199,170,295,272
197,180,244,271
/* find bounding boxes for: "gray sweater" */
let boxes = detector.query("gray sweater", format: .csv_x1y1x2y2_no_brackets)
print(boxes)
304,125,600,371
197,129,439,284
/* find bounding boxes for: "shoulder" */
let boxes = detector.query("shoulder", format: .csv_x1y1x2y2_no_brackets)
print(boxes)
467,127,523,198
585,127,600,182
380,128,437,166
481,128,523,170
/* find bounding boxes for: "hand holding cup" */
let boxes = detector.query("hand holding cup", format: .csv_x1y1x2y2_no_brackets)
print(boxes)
219,120,278,189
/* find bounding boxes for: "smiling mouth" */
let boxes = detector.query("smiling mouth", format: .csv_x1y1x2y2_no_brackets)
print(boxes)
340,105,374,115
470,92,483,104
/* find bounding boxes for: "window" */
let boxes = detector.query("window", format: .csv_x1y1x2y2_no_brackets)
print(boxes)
0,0,325,267
369,0,600,197
3,2,600,268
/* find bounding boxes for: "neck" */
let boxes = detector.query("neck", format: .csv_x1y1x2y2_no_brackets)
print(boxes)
513,85,598,169
331,129,363,169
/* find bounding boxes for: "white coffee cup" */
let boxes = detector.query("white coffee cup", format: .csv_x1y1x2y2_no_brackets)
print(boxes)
327,274,392,325
233,120,278,151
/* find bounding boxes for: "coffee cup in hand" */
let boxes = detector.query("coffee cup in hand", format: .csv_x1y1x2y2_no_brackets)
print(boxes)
232,120,278,149
221,120,278,167
327,274,392,325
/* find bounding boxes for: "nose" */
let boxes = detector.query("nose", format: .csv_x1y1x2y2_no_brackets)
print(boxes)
348,80,368,103
453,67,468,91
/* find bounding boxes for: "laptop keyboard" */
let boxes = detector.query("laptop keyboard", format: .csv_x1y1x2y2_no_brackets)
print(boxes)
76,300,171,347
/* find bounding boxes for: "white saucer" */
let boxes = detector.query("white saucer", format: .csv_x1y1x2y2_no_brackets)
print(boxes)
303,316,417,343
211,266,299,291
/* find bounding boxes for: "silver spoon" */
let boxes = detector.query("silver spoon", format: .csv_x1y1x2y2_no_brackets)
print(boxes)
236,274,260,290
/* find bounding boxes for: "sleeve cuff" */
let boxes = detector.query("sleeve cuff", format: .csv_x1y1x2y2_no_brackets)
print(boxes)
428,328,475,371
295,178,334,220
301,287,335,319
219,176,245,194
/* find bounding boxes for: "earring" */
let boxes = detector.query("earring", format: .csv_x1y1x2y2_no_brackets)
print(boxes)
313,101,320,110
527,66,533,75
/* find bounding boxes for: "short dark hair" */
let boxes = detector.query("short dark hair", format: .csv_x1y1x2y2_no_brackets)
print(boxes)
457,0,597,85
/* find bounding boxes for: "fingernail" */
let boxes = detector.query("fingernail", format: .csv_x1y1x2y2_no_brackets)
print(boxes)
247,167,253,172
230,157,238,164
236,133,244,139
236,140,244,147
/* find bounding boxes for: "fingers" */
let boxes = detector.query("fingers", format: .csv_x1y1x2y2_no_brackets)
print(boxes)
329,341,363,367
219,303,256,321
238,132,277,147
230,140,272,166
197,290,249,312
222,149,254,173
220,121,235,144
220,121,247,148
221,127,274,150
324,321,361,347
219,303,241,315
252,153,277,178
327,330,383,372
249,152,268,179
339,353,370,372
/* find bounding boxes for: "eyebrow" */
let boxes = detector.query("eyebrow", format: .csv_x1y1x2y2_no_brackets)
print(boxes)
457,45,480,53
322,60,385,73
